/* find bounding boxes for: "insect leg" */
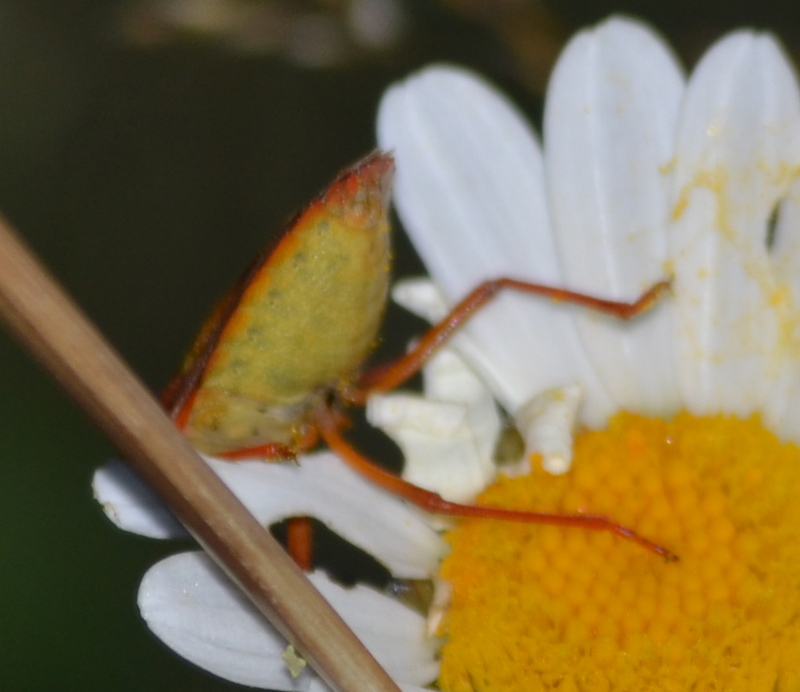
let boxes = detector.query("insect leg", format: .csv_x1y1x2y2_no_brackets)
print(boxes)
313,402,677,562
343,278,670,404
286,517,313,571
214,441,316,569
213,425,320,462
214,434,321,570
217,443,299,462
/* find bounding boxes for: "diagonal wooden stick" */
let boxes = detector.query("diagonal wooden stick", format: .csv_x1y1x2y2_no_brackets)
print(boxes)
0,213,402,692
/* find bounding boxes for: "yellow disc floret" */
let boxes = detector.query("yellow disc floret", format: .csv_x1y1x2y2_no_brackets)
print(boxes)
437,412,800,692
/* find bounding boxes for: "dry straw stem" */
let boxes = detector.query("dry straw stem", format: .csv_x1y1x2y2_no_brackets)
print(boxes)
0,214,401,692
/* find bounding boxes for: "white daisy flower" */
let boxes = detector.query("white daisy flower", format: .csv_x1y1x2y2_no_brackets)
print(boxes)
377,15,800,691
93,344,493,691
94,15,800,692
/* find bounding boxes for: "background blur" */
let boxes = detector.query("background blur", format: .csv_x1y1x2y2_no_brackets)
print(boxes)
1,1,799,689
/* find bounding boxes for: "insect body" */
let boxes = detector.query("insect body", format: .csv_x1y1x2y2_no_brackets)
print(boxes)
163,152,393,459
164,151,677,562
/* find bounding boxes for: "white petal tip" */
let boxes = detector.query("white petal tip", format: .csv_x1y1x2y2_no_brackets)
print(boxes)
514,384,583,475
367,394,466,436
392,277,448,323
542,454,571,475
92,459,185,539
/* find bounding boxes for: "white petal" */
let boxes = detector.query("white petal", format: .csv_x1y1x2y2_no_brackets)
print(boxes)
368,348,500,501
95,452,445,579
308,572,439,685
670,32,800,415
544,16,684,415
425,577,453,638
763,176,800,440
367,394,494,502
92,460,186,539
378,64,616,426
367,395,486,502
392,277,534,417
208,452,445,579
139,552,438,690
392,277,449,323
421,346,501,463
514,384,582,475
369,393,467,437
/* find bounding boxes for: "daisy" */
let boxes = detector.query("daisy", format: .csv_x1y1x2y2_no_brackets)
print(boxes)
376,15,800,690
94,15,800,692
92,342,493,691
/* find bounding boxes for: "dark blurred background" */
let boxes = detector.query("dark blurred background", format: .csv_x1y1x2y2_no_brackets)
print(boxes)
1,1,799,689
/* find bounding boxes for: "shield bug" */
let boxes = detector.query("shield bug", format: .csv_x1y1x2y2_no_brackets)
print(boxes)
163,151,675,563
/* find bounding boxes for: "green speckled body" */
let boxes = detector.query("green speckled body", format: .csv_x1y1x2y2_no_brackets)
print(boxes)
165,153,394,455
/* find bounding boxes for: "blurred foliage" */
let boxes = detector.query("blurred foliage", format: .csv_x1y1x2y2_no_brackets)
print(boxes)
2,0,800,689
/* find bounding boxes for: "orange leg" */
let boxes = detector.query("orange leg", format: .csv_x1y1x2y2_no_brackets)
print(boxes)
212,427,319,462
343,278,670,405
213,431,321,568
217,443,298,462
314,403,677,562
287,517,313,571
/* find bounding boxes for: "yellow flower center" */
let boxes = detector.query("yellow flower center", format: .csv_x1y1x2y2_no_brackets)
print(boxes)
438,412,800,691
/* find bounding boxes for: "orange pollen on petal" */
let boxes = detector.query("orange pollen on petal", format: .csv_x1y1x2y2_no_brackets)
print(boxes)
436,412,800,692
